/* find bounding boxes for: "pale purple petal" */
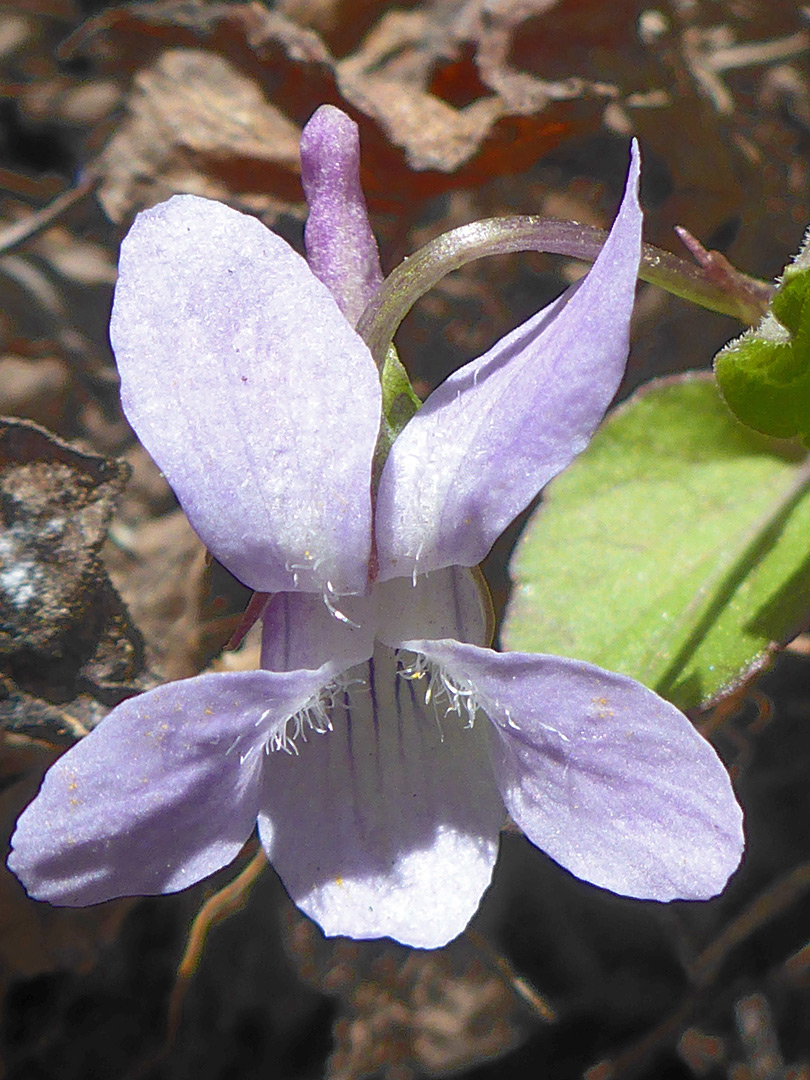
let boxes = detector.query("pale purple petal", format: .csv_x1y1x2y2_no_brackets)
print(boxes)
261,567,492,674
261,591,376,672
374,566,492,649
110,194,381,596
375,143,642,581
300,105,383,326
258,647,504,948
8,667,335,905
410,640,744,901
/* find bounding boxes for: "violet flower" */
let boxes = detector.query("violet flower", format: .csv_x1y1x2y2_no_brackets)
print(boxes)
8,107,743,949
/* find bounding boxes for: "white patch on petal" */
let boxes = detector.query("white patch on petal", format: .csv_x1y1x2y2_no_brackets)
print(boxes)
301,826,497,949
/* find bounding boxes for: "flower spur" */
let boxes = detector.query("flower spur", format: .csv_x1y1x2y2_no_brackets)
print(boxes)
8,107,744,949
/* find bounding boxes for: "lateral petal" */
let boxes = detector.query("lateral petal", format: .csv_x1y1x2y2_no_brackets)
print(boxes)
375,143,642,580
110,194,381,596
258,647,504,948
8,667,335,905
300,105,383,327
411,640,744,901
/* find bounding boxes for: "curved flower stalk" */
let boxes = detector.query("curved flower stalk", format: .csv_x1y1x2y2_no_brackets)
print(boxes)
8,107,744,950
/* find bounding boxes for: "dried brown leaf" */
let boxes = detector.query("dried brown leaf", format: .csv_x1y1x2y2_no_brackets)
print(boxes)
333,1,605,194
104,506,250,681
336,10,504,174
285,913,525,1079
74,0,599,213
0,356,71,430
96,47,302,223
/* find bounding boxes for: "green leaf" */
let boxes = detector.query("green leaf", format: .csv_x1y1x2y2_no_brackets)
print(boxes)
715,231,810,440
502,374,810,710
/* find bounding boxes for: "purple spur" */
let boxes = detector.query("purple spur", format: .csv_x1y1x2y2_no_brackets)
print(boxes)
8,106,743,948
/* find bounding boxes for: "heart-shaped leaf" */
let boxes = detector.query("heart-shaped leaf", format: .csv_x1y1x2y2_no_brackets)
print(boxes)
502,374,810,710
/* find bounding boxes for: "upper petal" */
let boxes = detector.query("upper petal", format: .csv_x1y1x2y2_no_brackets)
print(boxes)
300,105,384,327
410,640,744,901
110,194,381,596
258,646,504,948
375,142,642,581
8,667,335,905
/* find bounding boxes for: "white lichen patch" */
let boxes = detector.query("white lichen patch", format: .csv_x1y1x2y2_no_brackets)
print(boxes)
0,525,43,610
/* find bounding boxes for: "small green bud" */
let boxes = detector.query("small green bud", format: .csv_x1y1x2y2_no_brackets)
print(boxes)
715,229,810,442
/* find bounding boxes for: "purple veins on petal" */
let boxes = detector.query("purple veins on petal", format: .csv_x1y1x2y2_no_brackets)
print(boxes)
300,104,384,326
257,644,504,948
260,590,376,674
374,141,643,582
110,193,381,598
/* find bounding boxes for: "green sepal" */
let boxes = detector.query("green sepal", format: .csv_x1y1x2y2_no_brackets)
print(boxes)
373,345,421,480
